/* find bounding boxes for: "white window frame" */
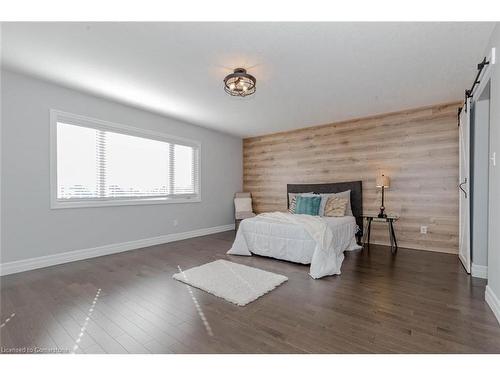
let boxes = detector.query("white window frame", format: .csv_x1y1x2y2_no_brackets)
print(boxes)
50,109,201,209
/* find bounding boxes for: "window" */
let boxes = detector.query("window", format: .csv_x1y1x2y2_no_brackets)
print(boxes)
50,110,200,208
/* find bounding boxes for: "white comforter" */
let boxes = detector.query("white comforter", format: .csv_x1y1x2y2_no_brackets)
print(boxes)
228,212,361,279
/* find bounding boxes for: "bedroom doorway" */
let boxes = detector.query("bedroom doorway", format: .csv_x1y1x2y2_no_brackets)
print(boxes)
460,49,495,277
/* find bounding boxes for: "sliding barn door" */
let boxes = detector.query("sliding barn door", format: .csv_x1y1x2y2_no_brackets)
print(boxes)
458,99,471,273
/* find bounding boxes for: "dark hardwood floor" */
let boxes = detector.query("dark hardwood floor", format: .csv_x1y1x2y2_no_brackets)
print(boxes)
1,230,499,354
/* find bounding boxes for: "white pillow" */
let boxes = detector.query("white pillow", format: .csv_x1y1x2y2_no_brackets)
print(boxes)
234,197,253,212
318,190,352,216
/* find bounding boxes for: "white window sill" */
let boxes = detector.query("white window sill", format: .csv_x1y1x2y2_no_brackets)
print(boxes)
50,196,202,209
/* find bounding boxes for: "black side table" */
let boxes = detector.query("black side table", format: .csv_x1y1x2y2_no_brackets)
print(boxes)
362,214,399,253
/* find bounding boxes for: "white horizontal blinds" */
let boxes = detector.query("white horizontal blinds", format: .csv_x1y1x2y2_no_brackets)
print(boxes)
96,129,107,198
56,121,199,201
172,143,196,195
57,123,99,199
104,131,170,198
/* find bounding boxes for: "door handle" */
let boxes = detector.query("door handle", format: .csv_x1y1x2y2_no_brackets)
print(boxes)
459,178,467,199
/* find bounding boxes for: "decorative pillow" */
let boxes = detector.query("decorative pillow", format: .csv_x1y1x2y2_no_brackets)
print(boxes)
288,196,297,213
324,197,348,217
288,192,314,202
234,197,253,212
288,192,314,213
318,190,353,216
295,196,322,216
335,190,352,216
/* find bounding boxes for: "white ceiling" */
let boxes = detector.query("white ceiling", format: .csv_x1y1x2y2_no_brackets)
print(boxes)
1,22,495,137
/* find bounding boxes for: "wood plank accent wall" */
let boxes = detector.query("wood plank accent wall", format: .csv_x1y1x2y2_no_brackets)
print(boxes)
243,102,461,254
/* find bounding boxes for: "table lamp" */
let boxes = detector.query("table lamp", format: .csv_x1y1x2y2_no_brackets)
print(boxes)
376,174,390,218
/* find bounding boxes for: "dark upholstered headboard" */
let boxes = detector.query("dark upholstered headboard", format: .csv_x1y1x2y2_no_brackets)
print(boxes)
287,181,363,238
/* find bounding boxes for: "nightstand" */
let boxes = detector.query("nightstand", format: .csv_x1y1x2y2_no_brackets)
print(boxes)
361,214,399,253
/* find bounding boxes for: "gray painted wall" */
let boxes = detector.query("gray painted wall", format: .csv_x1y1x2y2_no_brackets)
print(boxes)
485,23,500,303
471,97,489,267
1,70,242,263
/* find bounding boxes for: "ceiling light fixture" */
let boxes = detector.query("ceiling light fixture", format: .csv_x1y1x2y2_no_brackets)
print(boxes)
223,68,256,97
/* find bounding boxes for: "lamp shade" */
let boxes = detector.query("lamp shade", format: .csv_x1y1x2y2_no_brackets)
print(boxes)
376,174,390,188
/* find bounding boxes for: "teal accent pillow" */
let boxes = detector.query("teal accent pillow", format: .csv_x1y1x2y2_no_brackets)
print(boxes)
294,196,321,216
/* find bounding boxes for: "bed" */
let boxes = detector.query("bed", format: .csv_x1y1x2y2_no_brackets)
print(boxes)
228,181,363,278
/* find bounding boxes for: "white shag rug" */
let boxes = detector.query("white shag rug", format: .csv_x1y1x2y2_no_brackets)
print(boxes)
173,260,288,306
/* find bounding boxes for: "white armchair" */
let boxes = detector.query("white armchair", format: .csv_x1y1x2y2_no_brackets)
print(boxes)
234,192,256,231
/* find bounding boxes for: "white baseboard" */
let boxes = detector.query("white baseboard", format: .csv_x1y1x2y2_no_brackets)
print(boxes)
0,224,235,276
485,285,500,326
471,263,488,279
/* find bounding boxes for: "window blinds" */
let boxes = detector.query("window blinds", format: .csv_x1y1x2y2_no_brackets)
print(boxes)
56,122,199,201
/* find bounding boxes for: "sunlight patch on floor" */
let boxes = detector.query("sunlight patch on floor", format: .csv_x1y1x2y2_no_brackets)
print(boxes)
0,313,15,329
177,265,214,337
72,288,101,353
